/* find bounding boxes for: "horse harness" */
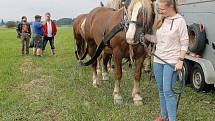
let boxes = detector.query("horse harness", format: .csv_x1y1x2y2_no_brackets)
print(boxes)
80,6,150,66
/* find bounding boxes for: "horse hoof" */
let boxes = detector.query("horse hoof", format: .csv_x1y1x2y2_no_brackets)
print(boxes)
133,95,143,106
97,69,101,74
92,81,100,88
134,100,143,106
102,76,109,81
102,73,109,81
114,94,123,105
93,83,98,88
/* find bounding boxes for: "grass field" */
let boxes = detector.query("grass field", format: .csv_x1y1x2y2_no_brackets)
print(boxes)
0,27,215,121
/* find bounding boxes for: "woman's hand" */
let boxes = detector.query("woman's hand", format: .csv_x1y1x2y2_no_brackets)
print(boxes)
175,60,184,71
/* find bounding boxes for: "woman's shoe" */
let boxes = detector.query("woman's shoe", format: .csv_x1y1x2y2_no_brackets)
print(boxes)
154,116,169,121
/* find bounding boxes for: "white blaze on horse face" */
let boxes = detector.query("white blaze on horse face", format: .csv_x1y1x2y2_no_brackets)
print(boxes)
126,2,143,44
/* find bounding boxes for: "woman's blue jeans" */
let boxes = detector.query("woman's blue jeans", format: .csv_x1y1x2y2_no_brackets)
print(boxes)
153,62,177,121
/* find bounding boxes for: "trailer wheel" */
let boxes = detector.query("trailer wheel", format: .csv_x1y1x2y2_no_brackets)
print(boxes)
182,61,190,84
188,23,206,53
190,64,206,91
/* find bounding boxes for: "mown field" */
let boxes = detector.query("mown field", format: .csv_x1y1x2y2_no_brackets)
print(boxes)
0,27,215,121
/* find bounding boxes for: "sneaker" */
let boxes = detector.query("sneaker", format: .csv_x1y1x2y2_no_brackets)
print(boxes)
154,116,169,121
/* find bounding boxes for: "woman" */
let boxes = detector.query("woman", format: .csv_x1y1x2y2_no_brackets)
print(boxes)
144,0,189,121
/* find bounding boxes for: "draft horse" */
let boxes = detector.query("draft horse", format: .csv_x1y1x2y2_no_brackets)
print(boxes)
82,0,155,105
73,0,127,78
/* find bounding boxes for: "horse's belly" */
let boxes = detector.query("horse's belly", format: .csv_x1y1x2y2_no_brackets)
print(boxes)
104,47,112,54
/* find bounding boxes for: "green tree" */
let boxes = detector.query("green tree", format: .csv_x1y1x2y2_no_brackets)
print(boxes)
5,21,17,28
0,19,5,26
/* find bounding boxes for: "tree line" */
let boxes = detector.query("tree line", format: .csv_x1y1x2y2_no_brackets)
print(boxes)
0,18,74,28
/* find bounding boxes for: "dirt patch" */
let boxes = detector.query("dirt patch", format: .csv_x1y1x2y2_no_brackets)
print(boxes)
17,57,57,102
20,57,43,74
20,78,53,102
20,57,33,74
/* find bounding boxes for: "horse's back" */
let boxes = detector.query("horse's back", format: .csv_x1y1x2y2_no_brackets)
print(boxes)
73,14,87,34
85,7,116,37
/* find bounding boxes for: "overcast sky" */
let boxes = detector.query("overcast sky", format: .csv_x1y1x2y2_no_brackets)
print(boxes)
0,0,108,21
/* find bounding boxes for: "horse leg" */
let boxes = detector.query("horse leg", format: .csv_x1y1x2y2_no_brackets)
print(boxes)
113,48,123,104
92,60,100,87
132,57,144,105
107,55,112,72
88,45,100,87
97,55,102,74
102,53,111,81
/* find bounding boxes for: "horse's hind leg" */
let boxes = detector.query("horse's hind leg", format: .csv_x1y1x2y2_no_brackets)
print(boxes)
107,55,112,71
88,45,100,87
132,57,144,105
113,48,123,104
92,60,100,87
102,53,111,81
97,55,102,74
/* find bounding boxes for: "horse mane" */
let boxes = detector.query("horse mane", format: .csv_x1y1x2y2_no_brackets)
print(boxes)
105,0,122,9
127,0,154,30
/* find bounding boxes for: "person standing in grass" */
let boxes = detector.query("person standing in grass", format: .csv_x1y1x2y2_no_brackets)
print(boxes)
144,0,189,121
16,16,31,56
42,12,57,55
32,15,44,57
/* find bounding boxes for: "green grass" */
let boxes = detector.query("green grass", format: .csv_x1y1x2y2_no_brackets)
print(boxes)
0,27,215,121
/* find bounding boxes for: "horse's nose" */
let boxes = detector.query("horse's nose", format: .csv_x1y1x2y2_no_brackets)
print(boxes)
126,24,136,44
126,38,135,45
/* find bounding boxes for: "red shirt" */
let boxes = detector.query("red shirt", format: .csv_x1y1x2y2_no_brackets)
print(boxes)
43,20,57,37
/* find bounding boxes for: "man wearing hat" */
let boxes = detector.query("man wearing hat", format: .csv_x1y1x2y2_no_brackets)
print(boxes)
16,16,31,55
32,15,44,56
42,12,57,55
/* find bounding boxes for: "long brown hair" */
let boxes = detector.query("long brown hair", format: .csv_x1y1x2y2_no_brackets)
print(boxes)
155,0,178,29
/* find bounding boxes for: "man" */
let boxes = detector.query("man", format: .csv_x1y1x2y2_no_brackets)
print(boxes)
43,12,57,55
32,15,44,57
16,16,31,55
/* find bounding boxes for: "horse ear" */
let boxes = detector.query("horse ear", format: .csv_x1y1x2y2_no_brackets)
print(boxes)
100,2,104,7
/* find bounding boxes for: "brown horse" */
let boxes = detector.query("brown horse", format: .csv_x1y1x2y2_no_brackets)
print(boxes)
73,0,126,79
83,0,155,105
73,0,126,60
73,14,88,60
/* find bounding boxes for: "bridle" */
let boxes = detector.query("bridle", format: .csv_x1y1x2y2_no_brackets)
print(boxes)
121,6,149,45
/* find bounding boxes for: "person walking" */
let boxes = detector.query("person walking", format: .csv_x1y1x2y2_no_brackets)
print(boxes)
42,12,57,55
32,15,44,57
144,0,189,121
16,16,31,55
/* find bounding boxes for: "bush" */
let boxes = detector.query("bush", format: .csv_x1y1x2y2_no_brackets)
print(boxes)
5,21,17,28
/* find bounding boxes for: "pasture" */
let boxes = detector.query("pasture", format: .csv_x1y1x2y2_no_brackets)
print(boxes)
0,27,215,121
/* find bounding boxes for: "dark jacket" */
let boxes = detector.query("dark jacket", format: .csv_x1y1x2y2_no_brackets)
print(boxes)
16,22,31,36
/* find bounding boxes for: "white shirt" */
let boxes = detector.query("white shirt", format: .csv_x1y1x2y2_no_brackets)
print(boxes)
47,21,52,37
147,14,189,64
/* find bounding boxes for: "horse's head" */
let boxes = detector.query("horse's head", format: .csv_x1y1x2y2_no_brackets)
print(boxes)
125,0,155,44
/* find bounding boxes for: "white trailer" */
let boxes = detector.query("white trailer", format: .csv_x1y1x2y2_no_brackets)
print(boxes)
177,0,215,91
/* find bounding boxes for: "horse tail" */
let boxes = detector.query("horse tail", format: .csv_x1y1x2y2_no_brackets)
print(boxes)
80,42,105,66
79,45,88,60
